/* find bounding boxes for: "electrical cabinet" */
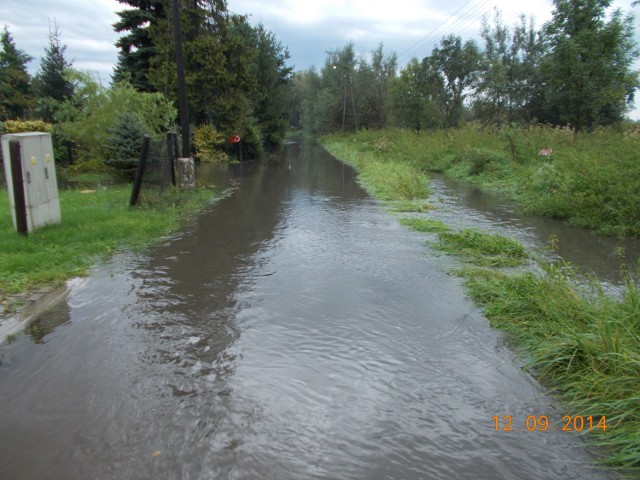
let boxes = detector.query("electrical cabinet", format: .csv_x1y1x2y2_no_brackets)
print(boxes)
1,132,61,232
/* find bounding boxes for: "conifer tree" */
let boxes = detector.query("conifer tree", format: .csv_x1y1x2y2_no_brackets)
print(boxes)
113,0,166,91
0,26,33,120
33,21,74,122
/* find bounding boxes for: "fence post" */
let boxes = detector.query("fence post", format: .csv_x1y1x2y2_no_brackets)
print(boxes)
130,135,151,206
9,141,28,235
172,133,179,187
165,132,175,190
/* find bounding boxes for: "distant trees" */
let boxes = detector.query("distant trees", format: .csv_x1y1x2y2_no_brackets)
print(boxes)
541,0,638,130
429,35,481,128
290,43,399,134
475,11,546,125
391,58,439,132
293,1,638,134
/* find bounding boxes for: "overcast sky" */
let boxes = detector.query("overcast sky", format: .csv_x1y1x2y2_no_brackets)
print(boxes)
1,0,638,117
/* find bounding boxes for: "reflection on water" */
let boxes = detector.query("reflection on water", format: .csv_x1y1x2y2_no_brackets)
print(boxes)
0,141,617,479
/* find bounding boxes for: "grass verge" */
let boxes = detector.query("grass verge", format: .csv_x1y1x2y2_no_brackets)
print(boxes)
463,267,640,470
324,126,640,237
0,185,214,297
323,134,640,473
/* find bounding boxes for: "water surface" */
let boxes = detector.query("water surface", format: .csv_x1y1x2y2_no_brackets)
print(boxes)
0,142,615,479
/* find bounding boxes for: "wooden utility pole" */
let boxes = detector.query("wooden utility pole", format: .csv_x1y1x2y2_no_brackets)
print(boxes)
171,0,190,158
341,75,357,132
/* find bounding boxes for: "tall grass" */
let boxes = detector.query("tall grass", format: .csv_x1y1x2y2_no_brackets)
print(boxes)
464,266,640,471
0,185,214,296
322,132,430,208
325,125,640,236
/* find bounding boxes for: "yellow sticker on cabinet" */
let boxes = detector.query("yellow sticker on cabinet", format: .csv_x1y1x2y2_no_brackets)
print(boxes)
31,156,36,165
46,154,51,162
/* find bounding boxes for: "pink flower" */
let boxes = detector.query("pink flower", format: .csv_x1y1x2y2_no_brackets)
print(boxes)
539,148,553,157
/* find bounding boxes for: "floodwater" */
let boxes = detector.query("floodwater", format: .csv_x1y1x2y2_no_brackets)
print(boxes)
427,173,640,289
0,141,618,479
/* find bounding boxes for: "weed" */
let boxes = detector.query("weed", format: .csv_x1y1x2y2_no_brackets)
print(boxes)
325,126,640,236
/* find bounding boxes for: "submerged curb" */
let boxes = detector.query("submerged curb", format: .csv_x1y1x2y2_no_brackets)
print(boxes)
0,280,80,345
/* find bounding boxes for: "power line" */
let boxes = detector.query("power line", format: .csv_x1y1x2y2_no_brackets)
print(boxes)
399,0,492,64
396,0,486,62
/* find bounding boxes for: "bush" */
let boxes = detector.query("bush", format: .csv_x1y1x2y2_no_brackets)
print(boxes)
1,119,52,134
193,124,227,163
55,72,176,164
104,112,146,178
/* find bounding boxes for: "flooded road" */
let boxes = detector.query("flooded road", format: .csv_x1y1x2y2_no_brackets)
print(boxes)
0,142,616,479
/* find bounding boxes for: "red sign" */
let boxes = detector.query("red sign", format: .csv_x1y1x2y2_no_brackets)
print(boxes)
229,135,241,144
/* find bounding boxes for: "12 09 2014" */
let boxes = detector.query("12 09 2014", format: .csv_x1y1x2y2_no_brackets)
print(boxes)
492,415,607,432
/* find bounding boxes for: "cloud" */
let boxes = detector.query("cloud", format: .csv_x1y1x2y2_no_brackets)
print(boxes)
1,0,637,117
0,0,119,80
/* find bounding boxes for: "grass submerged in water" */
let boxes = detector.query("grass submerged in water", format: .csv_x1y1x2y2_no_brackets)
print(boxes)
323,132,640,473
0,185,214,297
435,229,528,267
463,267,640,470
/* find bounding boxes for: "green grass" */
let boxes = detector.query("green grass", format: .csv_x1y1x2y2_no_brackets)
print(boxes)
324,125,640,237
399,217,449,233
324,132,640,473
321,133,430,203
435,229,528,267
463,267,640,471
388,200,433,213
0,185,214,297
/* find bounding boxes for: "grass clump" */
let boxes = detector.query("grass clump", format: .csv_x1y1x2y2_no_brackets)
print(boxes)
463,267,640,471
0,185,214,296
400,217,449,234
435,229,528,267
388,200,433,213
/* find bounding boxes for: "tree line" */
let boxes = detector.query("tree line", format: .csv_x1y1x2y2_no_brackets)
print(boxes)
0,0,293,164
1,0,638,167
292,0,639,134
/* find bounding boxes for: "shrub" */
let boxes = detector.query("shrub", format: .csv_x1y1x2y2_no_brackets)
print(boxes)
193,124,227,163
104,112,146,178
55,72,176,164
1,119,52,134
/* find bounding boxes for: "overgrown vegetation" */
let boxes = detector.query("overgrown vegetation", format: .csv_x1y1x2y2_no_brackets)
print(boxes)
324,126,640,237
0,184,214,297
323,135,640,473
463,266,640,470
435,229,528,267
321,132,430,206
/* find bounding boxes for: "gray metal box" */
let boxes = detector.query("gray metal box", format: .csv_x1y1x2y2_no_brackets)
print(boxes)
2,132,61,232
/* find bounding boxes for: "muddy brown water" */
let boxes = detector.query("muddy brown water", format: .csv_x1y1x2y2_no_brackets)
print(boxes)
427,173,639,290
0,141,619,479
